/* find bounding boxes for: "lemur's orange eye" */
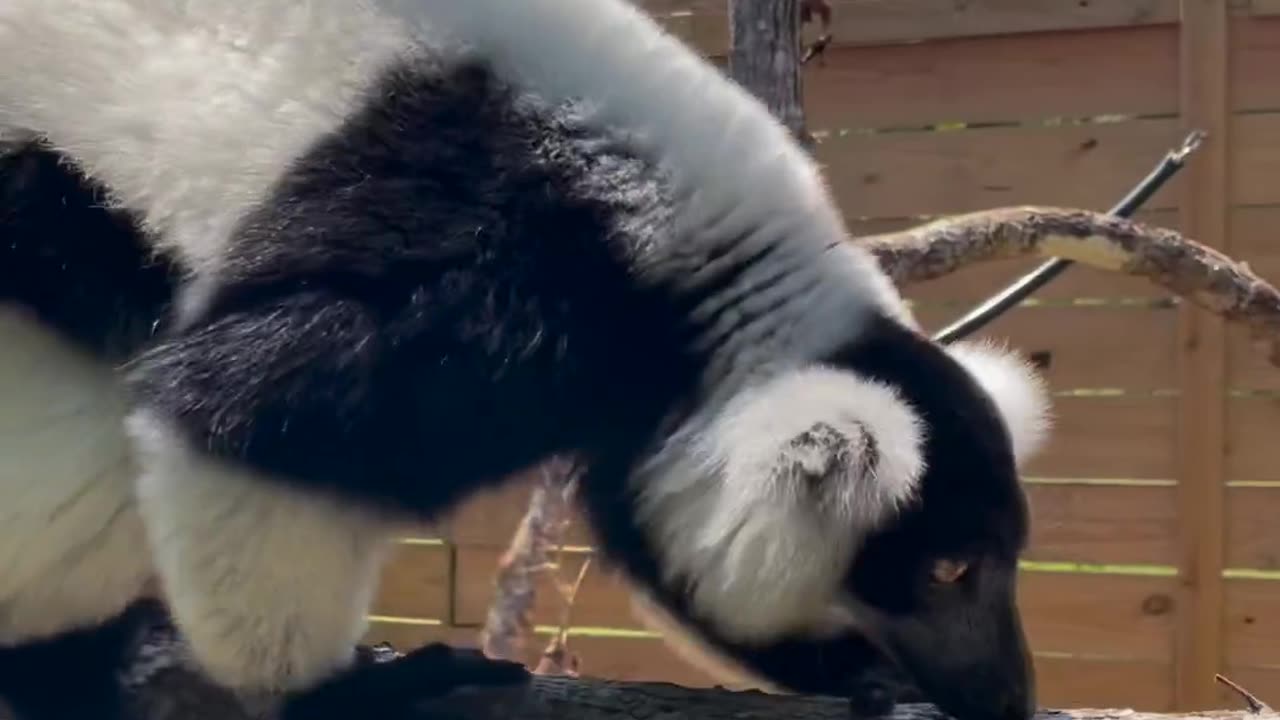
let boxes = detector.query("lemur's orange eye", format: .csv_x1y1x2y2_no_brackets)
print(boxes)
931,559,969,584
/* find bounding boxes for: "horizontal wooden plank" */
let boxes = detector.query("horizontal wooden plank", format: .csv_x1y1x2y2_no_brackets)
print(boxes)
817,114,1280,222
1035,657,1173,712
1225,397,1280,481
644,8,1279,124
370,542,451,621
912,304,1178,392
1020,573,1176,660
1233,18,1280,111
1224,577,1280,668
1235,113,1280,206
1025,483,1178,566
820,0,1179,47
1226,486,1280,571
802,26,1179,129
652,0,1181,56
1226,204,1280,268
1227,345,1280,394
818,117,1188,220
807,17,1280,125
1028,396,1175,480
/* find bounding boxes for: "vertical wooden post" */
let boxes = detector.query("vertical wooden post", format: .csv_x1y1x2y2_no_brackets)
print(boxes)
1174,0,1230,710
727,0,808,144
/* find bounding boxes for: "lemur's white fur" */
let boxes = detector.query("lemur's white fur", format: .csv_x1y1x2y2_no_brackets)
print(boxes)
126,409,401,693
626,586,780,694
0,0,412,275
946,340,1054,466
632,367,925,642
0,307,154,644
393,0,914,362
0,300,401,694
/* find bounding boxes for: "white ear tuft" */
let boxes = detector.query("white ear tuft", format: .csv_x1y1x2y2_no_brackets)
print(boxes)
944,339,1053,467
629,365,927,642
711,366,928,530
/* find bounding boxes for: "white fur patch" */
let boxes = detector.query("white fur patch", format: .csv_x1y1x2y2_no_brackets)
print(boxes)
0,0,412,275
626,584,777,693
945,340,1053,467
632,366,924,643
126,410,400,694
385,0,914,345
0,306,154,644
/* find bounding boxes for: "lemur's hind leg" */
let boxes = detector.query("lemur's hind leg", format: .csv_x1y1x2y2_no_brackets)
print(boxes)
125,290,528,720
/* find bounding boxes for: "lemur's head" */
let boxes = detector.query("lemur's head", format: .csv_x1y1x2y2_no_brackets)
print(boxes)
634,314,1051,720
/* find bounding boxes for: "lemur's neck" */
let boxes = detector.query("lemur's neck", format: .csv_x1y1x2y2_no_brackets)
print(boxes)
662,236,911,407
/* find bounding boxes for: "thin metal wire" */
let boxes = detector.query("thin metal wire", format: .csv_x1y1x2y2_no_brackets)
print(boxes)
931,129,1207,344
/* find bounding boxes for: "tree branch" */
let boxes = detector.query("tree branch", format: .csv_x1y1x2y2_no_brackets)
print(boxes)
860,206,1280,364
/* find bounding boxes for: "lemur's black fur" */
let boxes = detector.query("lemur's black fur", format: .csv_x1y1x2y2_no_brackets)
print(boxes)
0,138,176,362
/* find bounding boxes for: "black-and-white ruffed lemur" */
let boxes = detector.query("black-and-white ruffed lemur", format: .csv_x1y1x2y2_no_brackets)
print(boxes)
0,1,1054,720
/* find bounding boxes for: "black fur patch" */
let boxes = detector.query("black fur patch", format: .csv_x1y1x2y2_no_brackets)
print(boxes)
0,140,176,362
127,54,704,514
0,599,166,720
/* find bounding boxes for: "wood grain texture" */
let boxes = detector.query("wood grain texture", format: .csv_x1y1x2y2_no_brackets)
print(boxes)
1027,396,1176,480
1226,398,1280,481
800,27,1179,128
638,0,1182,55
813,114,1280,221
912,304,1179,391
370,541,452,621
1223,578,1280,668
816,118,1188,219
647,15,1280,125
1174,0,1231,709
1024,483,1179,566
1225,486,1280,571
804,19,1280,129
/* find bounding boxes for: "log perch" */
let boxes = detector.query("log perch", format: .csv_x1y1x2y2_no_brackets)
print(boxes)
414,676,1278,720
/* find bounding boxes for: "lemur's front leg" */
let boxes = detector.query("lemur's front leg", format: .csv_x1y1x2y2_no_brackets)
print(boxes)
125,289,528,720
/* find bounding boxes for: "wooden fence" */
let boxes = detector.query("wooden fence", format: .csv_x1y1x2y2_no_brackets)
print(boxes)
359,1,1280,712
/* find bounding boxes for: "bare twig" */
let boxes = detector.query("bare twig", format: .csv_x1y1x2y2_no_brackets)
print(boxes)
1215,674,1276,715
480,460,578,662
532,555,592,678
